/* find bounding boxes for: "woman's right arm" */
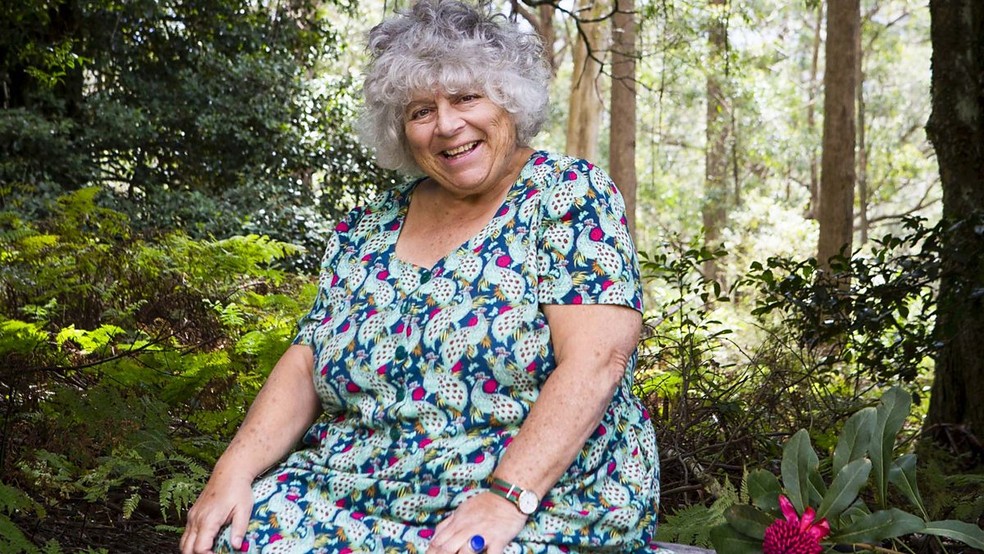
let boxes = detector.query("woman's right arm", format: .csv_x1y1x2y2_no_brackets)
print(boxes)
180,344,322,554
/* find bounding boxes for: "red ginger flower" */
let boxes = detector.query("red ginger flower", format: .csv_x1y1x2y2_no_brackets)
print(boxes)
762,495,832,554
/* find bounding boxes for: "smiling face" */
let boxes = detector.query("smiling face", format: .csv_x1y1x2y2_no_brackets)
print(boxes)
403,90,527,201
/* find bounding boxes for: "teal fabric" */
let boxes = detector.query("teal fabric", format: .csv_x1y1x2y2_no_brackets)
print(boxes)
216,151,660,553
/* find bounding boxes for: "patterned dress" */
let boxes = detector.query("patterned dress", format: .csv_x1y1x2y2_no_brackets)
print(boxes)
215,151,660,553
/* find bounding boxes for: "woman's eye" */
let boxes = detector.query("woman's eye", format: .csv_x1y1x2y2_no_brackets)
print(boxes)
459,94,480,103
410,107,431,120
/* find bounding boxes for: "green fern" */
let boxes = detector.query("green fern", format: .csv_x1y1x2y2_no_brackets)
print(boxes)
157,452,209,521
0,482,45,554
656,480,739,547
38,540,65,554
122,492,142,519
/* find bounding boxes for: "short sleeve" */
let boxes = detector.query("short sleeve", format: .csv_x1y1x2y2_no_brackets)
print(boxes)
536,159,643,312
293,207,363,346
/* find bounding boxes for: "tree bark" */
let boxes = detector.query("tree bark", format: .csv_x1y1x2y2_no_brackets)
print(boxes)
805,2,823,218
856,8,869,246
511,1,558,75
816,0,859,273
609,0,637,239
566,0,608,162
702,0,729,284
924,0,984,449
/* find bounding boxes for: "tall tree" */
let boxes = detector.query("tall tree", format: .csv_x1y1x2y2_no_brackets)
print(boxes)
816,0,860,271
702,0,730,283
805,2,824,218
566,0,609,160
855,6,869,245
512,1,558,74
609,0,637,237
924,0,984,448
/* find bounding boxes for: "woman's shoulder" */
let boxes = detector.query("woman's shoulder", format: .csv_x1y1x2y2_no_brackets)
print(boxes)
529,149,595,173
335,177,420,232
527,150,625,219
528,150,616,191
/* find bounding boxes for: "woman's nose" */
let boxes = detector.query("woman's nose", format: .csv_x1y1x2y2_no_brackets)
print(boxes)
435,106,464,136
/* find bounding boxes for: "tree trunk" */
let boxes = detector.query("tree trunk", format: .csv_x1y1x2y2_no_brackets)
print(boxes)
924,0,984,450
856,9,869,246
511,1,558,75
702,0,729,284
609,0,637,239
566,0,608,161
816,0,859,273
805,2,823,218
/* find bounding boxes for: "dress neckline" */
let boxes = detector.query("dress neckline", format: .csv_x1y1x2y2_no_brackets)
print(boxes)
392,150,544,274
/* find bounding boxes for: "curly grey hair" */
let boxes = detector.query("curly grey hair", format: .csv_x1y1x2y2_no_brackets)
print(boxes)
358,0,551,173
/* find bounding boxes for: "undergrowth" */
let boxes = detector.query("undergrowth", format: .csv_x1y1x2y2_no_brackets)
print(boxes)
0,189,314,551
1,193,980,552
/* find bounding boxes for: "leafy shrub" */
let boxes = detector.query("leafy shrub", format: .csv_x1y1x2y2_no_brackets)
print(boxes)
637,220,956,541
0,190,314,547
710,388,984,553
740,216,940,392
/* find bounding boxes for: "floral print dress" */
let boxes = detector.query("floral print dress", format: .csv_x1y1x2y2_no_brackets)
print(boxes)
214,151,660,553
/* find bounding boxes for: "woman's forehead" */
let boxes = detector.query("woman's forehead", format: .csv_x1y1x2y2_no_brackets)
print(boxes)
405,83,481,102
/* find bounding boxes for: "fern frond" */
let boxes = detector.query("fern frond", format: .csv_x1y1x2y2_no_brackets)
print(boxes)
122,492,141,519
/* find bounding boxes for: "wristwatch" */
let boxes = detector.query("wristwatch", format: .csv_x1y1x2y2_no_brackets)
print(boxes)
490,477,540,515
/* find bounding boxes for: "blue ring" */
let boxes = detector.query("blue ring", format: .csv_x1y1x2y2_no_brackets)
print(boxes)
469,534,486,552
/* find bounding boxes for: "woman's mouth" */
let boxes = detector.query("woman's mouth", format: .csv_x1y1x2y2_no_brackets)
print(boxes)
442,141,480,158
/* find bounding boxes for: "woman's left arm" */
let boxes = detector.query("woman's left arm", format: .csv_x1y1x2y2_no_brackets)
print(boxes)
427,303,642,554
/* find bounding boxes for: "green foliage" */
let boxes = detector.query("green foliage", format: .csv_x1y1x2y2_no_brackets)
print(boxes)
739,217,940,391
1,0,395,272
709,388,984,552
0,191,314,548
656,479,738,547
636,221,980,552
0,482,46,554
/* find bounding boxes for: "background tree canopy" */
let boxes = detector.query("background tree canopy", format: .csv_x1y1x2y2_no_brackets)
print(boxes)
1,0,396,271
1,0,982,552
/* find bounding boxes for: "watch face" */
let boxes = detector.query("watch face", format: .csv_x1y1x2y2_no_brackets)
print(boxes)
518,490,539,514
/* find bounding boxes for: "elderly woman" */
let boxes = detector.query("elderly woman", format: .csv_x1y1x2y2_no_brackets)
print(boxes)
180,1,659,553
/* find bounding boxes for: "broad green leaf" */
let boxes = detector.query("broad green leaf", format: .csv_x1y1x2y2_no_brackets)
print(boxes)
709,523,764,554
871,388,910,508
817,458,871,521
724,505,775,540
746,469,782,512
838,501,871,528
889,453,927,518
829,508,925,544
832,407,875,474
781,429,820,513
808,467,827,506
922,520,984,550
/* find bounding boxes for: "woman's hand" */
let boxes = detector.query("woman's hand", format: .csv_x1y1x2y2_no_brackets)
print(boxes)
180,470,254,554
179,345,320,553
426,492,527,554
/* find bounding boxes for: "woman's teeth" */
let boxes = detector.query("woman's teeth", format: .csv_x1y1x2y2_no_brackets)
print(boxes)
443,142,478,157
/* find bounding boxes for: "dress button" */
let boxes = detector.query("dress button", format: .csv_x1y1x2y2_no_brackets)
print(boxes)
420,269,432,284
396,388,406,402
395,345,407,360
389,427,400,442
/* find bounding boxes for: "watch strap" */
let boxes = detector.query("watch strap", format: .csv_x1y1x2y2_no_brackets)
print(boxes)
490,477,522,502
490,477,538,514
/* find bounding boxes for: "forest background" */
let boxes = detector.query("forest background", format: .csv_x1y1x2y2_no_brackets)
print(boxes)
1,0,983,552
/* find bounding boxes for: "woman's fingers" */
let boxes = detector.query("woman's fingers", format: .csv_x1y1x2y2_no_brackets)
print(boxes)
426,492,526,554
228,503,251,550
